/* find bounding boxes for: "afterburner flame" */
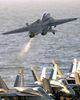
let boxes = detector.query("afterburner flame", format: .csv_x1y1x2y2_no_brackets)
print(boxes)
19,38,33,57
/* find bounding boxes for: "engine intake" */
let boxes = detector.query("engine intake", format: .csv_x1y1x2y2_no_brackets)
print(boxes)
29,33,35,38
41,32,47,35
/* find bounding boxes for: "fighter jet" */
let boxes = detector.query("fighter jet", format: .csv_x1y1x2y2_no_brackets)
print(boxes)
16,69,58,98
2,12,78,38
30,65,75,96
69,71,80,96
51,59,80,96
51,59,77,84
0,69,54,100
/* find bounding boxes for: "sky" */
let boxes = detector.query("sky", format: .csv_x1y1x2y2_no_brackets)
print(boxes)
0,0,80,9
0,0,80,3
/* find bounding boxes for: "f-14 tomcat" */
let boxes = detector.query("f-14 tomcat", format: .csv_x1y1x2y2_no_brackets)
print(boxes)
2,12,78,38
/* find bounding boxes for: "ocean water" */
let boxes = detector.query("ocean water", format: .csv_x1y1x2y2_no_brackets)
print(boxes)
0,0,80,87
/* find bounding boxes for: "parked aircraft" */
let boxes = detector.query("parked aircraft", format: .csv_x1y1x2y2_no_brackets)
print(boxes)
51,59,80,96
2,12,78,38
0,69,54,100
30,65,75,96
68,71,80,96
51,59,77,84
68,70,80,96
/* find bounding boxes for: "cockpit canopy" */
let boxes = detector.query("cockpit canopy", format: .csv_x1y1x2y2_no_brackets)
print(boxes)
33,87,46,94
42,12,50,22
58,79,68,86
43,12,50,18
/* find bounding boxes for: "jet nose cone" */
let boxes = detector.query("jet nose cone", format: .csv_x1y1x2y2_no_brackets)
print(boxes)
70,89,75,96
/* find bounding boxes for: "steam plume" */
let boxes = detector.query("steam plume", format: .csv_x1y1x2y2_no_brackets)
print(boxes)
19,38,33,57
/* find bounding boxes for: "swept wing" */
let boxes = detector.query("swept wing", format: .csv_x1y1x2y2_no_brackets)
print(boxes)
49,18,78,26
2,26,28,35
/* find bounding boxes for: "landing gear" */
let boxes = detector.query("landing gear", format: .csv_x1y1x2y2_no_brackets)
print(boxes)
41,32,47,35
48,26,52,29
52,32,55,34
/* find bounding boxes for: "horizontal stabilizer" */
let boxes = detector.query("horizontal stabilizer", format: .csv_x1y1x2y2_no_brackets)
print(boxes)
54,64,63,77
69,59,77,73
0,76,9,91
14,69,24,87
49,59,56,79
30,65,41,83
77,61,80,71
69,59,77,78
40,67,47,81
45,29,57,33
43,78,52,94
52,59,56,65
52,64,57,79
75,71,80,85
49,69,54,79
2,26,28,35
51,59,63,79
